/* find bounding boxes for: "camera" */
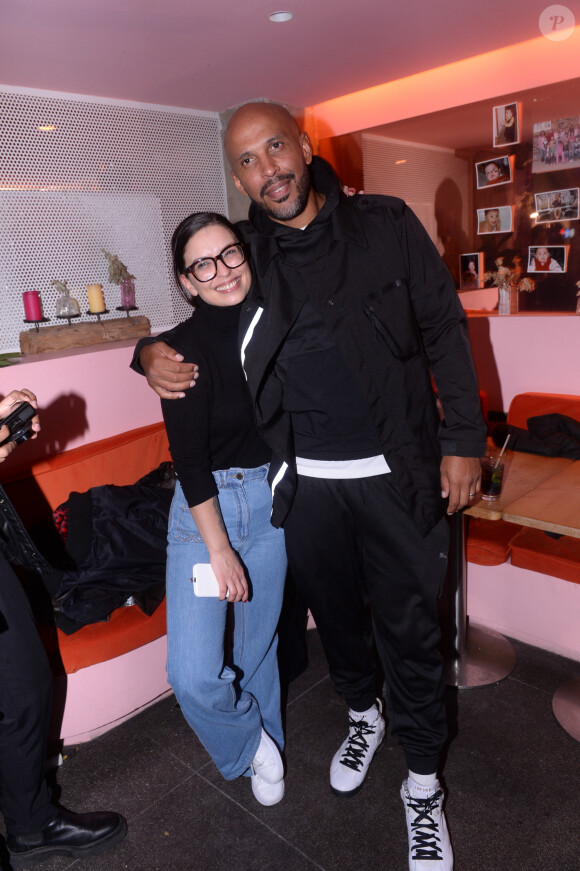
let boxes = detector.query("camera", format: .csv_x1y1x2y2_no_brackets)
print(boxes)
0,401,36,446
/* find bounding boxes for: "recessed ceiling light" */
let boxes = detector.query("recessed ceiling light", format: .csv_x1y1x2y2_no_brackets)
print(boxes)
269,11,294,22
37,125,55,131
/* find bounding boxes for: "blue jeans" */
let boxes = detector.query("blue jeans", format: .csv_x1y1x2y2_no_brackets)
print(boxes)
166,466,286,780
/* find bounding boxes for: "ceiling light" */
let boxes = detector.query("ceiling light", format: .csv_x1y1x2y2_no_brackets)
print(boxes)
395,159,407,165
530,212,539,219
269,11,294,22
37,125,55,131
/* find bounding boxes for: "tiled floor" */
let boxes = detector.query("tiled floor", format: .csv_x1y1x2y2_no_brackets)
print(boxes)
2,630,579,871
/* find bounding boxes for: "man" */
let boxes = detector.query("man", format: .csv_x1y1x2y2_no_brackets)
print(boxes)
135,102,486,870
0,389,127,867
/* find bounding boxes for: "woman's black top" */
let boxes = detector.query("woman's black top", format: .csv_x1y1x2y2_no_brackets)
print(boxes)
161,298,269,508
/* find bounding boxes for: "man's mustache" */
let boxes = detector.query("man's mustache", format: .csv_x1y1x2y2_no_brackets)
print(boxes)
260,174,295,198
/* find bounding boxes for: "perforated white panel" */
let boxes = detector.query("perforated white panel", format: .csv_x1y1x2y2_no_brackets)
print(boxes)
0,87,228,352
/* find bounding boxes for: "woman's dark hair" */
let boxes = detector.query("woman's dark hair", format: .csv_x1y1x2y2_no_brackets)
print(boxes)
171,212,242,305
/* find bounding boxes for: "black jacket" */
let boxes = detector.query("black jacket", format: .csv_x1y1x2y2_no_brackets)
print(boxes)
238,158,486,536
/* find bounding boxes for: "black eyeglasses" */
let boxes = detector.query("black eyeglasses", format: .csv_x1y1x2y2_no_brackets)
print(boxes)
184,242,248,282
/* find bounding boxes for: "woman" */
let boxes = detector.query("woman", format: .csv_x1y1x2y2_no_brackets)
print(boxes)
162,213,287,806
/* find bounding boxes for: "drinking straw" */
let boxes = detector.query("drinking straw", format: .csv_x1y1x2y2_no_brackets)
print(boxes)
495,433,511,468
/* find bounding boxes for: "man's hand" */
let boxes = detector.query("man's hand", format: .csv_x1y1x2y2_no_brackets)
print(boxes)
440,456,481,514
0,389,40,463
140,342,198,399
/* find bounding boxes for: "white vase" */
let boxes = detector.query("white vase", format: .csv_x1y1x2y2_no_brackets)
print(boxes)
498,285,518,315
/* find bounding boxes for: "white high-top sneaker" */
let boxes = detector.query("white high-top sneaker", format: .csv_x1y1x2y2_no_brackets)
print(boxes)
400,778,453,870
329,699,385,796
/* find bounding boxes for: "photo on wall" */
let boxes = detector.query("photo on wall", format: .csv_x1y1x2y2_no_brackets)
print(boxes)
527,245,568,273
477,206,513,235
459,253,484,289
475,156,512,189
534,188,579,223
493,103,519,147
532,117,580,173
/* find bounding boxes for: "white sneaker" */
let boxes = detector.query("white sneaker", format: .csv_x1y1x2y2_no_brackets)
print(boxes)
400,778,453,870
250,729,284,807
330,699,385,796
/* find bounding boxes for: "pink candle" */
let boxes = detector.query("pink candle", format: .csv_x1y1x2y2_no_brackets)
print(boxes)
23,290,43,321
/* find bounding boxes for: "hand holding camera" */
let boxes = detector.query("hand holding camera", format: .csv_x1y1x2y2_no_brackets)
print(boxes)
0,389,40,461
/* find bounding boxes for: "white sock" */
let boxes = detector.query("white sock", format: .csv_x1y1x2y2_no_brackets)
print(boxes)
408,770,438,797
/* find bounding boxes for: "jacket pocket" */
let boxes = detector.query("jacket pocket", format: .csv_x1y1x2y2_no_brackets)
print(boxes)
362,278,420,361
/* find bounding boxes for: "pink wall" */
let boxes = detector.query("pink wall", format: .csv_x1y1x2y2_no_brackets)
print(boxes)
465,313,579,414
0,340,162,467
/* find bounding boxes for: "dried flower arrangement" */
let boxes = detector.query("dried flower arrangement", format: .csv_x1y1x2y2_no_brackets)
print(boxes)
483,256,535,293
101,250,135,285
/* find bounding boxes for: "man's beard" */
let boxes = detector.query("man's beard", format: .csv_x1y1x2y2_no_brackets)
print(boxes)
254,167,312,222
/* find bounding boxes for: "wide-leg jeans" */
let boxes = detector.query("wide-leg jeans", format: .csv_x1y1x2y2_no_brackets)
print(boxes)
166,466,286,780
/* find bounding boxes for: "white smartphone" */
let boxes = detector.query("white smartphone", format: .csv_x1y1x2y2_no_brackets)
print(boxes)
192,563,223,597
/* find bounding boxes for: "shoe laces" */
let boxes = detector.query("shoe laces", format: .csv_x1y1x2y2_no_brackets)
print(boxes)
405,789,444,861
339,714,378,772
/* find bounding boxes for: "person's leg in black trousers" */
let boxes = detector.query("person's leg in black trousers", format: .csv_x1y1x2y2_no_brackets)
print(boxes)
0,552,55,837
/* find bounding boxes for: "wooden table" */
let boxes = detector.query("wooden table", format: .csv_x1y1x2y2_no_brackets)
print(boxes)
502,460,580,539
499,457,580,741
446,451,573,690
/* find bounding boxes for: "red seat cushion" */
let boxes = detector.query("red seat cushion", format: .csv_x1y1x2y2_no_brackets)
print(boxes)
507,393,580,429
466,517,522,566
38,599,167,674
510,527,580,585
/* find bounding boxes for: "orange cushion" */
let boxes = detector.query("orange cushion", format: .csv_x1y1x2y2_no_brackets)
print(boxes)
4,422,171,672
507,393,580,429
510,527,580,585
466,517,522,566
38,599,167,673
5,421,171,529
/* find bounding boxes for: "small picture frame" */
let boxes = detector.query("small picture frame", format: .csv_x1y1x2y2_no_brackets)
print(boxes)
477,206,513,235
528,245,568,273
459,253,484,289
534,188,579,223
493,102,519,147
475,156,512,189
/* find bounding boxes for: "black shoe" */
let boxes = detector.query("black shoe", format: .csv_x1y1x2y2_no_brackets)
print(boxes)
7,809,127,867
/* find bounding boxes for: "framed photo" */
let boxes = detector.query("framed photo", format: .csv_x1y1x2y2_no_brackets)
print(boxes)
528,245,568,273
493,103,519,147
477,206,513,235
475,156,512,189
534,188,579,223
459,253,484,289
532,117,580,173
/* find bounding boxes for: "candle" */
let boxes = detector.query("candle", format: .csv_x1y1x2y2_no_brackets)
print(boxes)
87,284,105,313
23,290,43,321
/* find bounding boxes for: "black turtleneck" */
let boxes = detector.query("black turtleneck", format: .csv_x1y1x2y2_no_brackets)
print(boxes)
161,298,269,508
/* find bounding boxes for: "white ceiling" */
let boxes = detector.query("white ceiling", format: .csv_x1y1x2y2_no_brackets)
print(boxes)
0,0,559,112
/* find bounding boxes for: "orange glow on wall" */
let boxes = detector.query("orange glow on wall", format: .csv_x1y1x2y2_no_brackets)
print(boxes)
305,29,580,143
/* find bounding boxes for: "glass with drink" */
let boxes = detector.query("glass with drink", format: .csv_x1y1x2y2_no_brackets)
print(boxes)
480,452,505,500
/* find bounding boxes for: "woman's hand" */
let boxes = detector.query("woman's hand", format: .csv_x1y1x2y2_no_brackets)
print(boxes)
209,547,249,603
0,388,40,463
190,496,248,602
